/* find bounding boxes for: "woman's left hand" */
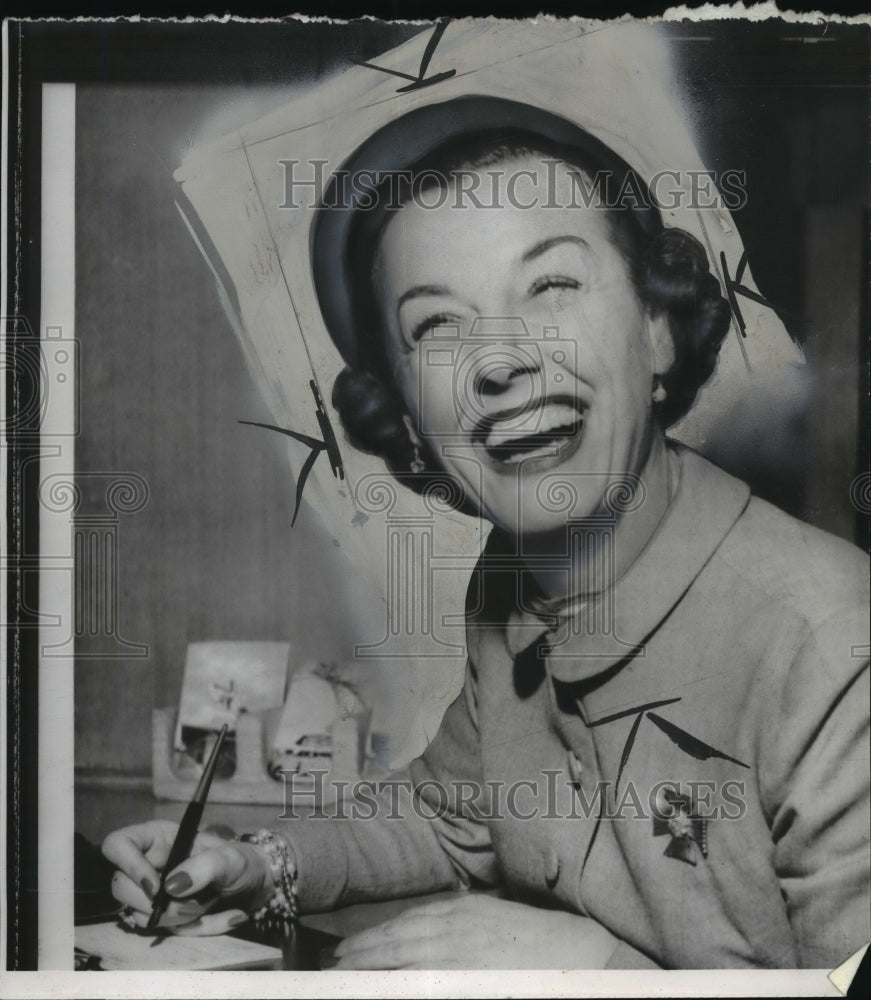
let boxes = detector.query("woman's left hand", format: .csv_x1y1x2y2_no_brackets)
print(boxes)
321,894,620,969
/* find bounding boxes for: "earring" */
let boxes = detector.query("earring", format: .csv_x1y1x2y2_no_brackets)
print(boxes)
652,377,667,404
410,446,426,474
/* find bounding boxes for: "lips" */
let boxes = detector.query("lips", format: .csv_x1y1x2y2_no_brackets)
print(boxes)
480,400,586,465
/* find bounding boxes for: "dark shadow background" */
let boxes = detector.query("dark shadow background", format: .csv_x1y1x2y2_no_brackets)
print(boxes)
68,18,868,779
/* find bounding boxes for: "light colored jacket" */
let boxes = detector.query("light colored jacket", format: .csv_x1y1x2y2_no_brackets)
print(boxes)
287,447,870,969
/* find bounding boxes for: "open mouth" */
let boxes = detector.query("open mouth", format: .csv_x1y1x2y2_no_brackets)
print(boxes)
481,401,586,465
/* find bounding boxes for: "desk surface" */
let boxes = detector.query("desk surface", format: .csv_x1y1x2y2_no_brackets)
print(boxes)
75,778,470,945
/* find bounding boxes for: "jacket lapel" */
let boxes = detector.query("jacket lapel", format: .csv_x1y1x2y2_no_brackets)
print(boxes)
496,448,750,700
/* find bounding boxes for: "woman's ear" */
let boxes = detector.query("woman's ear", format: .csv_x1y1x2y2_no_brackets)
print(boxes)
646,310,675,381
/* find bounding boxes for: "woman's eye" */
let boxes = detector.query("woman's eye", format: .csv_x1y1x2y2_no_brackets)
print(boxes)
409,313,462,344
530,276,582,297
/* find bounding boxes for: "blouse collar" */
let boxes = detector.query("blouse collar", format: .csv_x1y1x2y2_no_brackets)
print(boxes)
487,445,751,683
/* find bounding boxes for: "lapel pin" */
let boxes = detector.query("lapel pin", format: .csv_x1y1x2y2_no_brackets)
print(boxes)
652,787,708,866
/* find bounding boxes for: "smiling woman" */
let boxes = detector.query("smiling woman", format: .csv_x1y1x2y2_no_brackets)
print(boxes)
98,27,870,973
334,138,728,548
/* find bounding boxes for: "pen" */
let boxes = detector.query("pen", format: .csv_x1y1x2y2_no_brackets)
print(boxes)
147,722,229,930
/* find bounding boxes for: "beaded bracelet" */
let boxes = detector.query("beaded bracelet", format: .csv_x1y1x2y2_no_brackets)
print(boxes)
238,829,299,933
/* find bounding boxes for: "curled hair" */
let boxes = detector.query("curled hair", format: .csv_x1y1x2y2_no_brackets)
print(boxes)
331,367,415,475
332,367,471,508
640,228,732,428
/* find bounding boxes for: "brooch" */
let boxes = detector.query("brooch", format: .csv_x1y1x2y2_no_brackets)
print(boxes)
652,787,708,865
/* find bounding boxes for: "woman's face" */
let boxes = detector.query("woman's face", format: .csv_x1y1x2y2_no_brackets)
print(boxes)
373,155,673,536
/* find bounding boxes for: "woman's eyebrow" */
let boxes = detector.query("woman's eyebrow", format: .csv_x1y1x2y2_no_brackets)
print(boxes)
521,234,591,263
397,284,452,309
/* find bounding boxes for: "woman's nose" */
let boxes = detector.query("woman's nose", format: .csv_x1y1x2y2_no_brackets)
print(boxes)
473,350,540,397
465,317,543,400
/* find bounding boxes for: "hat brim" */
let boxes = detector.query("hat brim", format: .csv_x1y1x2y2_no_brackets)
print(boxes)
311,94,661,368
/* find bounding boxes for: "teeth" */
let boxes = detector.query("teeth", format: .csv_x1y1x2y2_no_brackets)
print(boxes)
485,403,582,448
500,442,567,465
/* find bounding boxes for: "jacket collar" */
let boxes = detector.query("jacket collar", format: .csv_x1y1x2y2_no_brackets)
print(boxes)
488,445,751,683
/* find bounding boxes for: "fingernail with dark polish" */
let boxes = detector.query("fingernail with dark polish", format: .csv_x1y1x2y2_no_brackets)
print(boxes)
228,914,247,928
319,946,339,970
164,872,193,895
141,877,156,900
178,902,201,917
